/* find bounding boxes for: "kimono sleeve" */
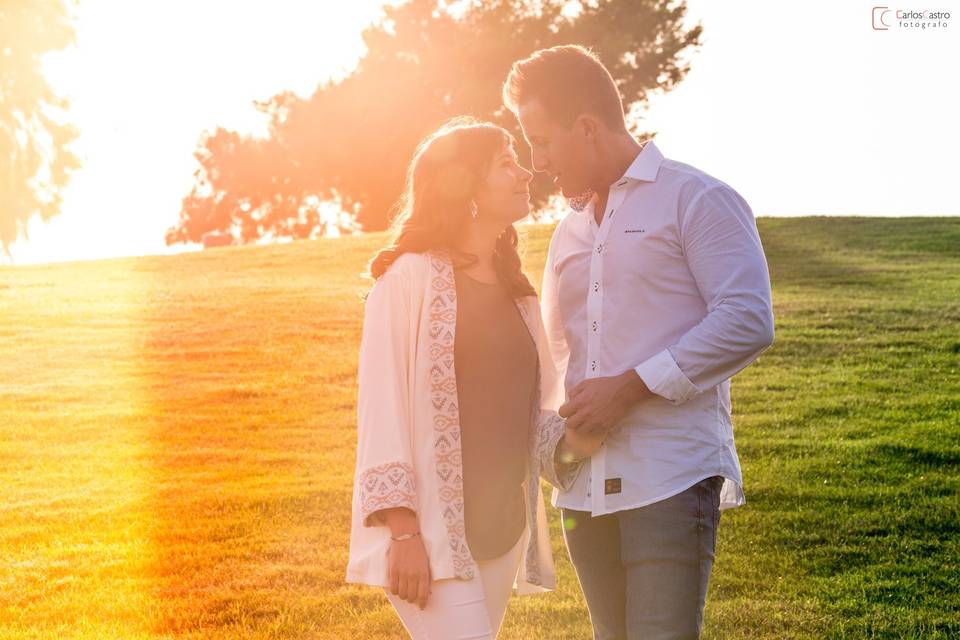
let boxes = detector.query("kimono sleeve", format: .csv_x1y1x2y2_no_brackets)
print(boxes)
354,269,418,527
533,410,583,492
519,292,583,493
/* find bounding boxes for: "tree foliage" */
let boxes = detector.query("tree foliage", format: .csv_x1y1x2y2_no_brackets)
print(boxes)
0,0,79,256
166,0,700,245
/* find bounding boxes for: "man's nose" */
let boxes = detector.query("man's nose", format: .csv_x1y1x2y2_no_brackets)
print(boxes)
530,149,550,174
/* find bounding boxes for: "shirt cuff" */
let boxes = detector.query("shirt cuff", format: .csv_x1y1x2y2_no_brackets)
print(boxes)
634,348,700,405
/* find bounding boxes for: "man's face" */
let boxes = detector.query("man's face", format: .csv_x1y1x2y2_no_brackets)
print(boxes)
516,99,594,198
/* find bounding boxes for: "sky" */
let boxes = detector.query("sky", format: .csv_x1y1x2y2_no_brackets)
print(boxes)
643,0,960,218
6,0,960,266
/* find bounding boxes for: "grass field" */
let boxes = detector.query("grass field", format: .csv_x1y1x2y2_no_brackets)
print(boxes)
2,217,958,639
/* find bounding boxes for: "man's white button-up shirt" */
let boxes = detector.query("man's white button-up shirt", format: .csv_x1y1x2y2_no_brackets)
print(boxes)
542,141,775,515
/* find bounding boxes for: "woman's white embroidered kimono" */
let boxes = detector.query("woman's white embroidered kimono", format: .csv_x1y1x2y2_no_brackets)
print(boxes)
347,251,581,594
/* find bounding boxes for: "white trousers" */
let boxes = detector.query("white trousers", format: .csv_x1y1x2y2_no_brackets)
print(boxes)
386,535,524,640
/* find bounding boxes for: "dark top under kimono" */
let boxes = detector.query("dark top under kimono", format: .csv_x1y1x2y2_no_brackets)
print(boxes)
454,269,538,561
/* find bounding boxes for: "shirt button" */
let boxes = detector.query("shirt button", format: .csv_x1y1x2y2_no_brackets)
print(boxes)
592,321,598,332
591,361,597,371
596,243,603,254
593,282,599,292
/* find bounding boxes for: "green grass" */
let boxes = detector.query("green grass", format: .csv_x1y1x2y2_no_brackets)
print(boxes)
1,217,958,639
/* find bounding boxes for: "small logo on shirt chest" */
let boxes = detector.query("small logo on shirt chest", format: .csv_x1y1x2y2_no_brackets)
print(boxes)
624,229,646,234
605,478,622,495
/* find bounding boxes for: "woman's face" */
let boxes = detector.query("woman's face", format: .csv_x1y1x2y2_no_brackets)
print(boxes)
473,142,534,226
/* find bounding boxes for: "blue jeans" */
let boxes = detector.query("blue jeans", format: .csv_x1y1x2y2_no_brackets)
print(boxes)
562,476,723,640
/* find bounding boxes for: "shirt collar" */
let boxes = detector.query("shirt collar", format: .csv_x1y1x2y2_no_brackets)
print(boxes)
619,139,664,184
568,140,664,212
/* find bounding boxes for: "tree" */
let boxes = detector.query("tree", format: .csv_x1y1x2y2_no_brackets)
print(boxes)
0,0,79,257
166,0,700,245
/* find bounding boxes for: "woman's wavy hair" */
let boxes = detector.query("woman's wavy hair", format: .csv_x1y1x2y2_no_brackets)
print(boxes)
368,116,536,298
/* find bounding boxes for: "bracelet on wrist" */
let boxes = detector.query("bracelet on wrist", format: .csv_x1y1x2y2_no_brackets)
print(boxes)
390,531,421,542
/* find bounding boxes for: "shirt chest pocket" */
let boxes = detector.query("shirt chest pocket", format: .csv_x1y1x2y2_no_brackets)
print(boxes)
605,221,683,282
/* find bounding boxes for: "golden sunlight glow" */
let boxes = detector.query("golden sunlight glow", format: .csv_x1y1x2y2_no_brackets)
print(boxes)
7,0,958,267
8,0,388,266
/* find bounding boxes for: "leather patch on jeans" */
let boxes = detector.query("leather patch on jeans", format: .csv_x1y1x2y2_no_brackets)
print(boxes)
605,478,622,495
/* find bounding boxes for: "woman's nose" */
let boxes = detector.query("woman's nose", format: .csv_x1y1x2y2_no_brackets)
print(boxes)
518,166,533,185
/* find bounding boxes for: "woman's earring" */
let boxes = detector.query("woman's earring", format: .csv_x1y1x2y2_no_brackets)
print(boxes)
469,201,478,220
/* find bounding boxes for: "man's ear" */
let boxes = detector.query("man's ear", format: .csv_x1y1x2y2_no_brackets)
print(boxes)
574,114,601,141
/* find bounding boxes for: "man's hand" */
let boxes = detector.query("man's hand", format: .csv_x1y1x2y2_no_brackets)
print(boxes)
559,370,652,436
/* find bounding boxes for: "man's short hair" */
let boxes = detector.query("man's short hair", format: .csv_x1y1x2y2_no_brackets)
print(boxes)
503,45,625,130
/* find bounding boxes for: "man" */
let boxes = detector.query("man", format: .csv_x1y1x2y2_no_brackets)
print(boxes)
502,46,775,639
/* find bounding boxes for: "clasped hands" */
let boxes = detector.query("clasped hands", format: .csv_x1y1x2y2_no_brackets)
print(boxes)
559,369,652,461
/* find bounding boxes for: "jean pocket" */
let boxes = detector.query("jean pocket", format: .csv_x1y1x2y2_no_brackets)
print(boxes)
697,477,723,532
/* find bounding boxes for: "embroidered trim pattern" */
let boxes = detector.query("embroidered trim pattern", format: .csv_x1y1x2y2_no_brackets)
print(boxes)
525,410,577,585
359,461,417,526
428,253,477,580
516,297,546,585
517,296,583,586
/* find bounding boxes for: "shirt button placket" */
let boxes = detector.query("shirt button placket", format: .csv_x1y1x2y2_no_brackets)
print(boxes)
587,197,614,381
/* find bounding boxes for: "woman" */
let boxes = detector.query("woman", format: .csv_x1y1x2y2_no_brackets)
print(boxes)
346,117,601,640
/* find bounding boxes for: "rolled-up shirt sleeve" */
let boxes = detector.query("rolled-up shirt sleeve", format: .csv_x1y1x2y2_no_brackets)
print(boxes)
635,184,775,404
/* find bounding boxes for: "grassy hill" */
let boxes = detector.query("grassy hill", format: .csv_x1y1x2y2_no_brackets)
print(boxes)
1,217,958,639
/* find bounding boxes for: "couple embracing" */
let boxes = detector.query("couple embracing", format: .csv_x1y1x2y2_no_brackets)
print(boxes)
346,45,774,640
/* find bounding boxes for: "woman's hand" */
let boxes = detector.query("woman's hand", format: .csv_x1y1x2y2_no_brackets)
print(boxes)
559,422,605,462
382,508,431,609
388,535,432,609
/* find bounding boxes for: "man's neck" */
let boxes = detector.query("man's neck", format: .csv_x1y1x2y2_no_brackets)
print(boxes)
591,134,644,226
